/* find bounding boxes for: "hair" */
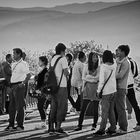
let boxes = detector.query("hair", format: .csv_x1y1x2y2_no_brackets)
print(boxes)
13,48,23,57
78,51,85,60
55,43,66,55
88,52,99,72
6,54,12,60
39,56,48,66
22,52,26,60
118,45,130,56
102,50,114,64
66,53,73,62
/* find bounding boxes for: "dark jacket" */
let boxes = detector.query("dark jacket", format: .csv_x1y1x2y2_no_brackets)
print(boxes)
36,67,48,90
2,61,12,85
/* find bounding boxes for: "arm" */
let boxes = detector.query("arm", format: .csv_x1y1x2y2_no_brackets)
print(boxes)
82,65,87,91
97,65,105,93
23,73,31,85
62,57,69,80
22,62,31,85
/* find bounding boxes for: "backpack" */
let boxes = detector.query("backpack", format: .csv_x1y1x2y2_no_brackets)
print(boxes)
129,58,138,78
42,56,63,95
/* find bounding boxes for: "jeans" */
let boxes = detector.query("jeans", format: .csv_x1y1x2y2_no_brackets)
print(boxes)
49,87,68,125
78,99,99,127
9,84,26,127
37,96,50,121
127,87,140,125
99,93,116,132
126,96,132,114
67,85,76,108
115,89,128,131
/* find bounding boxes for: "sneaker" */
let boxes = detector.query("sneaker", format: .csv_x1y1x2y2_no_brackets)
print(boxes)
91,126,96,131
55,128,66,134
106,129,116,136
70,107,76,112
48,129,55,135
16,126,24,131
133,125,140,131
116,129,127,134
35,122,47,130
41,122,47,129
128,114,132,120
74,126,82,131
93,130,105,136
4,126,16,131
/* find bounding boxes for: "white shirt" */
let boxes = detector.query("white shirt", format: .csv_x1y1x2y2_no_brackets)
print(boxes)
51,55,68,87
71,60,84,88
11,59,30,83
97,63,117,95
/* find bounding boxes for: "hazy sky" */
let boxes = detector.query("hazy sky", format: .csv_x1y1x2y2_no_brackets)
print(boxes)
0,0,131,8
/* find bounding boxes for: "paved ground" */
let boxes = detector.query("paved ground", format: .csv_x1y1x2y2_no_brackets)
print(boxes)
0,91,140,140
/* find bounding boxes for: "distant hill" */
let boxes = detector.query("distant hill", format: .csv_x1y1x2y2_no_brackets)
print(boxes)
47,1,130,13
0,0,140,58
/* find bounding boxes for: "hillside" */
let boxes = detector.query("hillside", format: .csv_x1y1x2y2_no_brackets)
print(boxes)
0,0,139,57
47,1,130,13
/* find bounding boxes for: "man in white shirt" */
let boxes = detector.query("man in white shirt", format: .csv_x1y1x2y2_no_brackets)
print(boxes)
49,43,69,134
5,48,31,131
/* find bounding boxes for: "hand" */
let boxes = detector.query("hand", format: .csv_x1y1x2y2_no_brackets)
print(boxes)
96,91,102,99
18,82,25,87
35,90,41,94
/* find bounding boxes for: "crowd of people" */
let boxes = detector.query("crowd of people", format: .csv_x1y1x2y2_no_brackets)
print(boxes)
0,43,140,136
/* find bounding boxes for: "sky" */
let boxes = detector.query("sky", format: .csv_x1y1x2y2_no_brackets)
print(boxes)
0,0,132,8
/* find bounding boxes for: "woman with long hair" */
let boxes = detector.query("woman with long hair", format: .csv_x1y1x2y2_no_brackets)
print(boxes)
74,52,100,131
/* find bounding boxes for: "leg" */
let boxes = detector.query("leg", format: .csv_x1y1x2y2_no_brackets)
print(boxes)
108,94,116,131
126,96,132,115
8,87,16,127
127,88,140,125
56,88,68,130
15,85,26,127
78,99,90,127
67,85,76,108
115,89,128,131
99,95,110,131
48,95,57,131
92,101,99,127
37,97,46,121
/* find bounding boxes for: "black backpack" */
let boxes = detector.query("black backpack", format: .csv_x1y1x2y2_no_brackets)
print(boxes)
42,56,63,95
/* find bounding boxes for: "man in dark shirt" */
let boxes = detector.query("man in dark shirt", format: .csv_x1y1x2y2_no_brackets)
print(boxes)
2,54,13,114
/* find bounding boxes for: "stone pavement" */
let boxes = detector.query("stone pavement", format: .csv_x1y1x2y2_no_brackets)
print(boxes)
0,92,140,140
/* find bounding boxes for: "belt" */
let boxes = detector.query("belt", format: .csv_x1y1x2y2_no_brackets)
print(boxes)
128,84,134,89
11,81,22,86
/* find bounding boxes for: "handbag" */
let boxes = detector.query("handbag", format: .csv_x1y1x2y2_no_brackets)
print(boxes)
97,70,113,99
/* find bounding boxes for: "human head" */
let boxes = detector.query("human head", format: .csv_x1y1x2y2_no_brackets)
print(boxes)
6,54,13,64
117,45,130,58
88,52,99,72
22,52,26,60
66,53,73,65
13,48,23,61
78,51,86,62
38,56,48,67
102,50,114,64
115,49,119,58
55,43,66,56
